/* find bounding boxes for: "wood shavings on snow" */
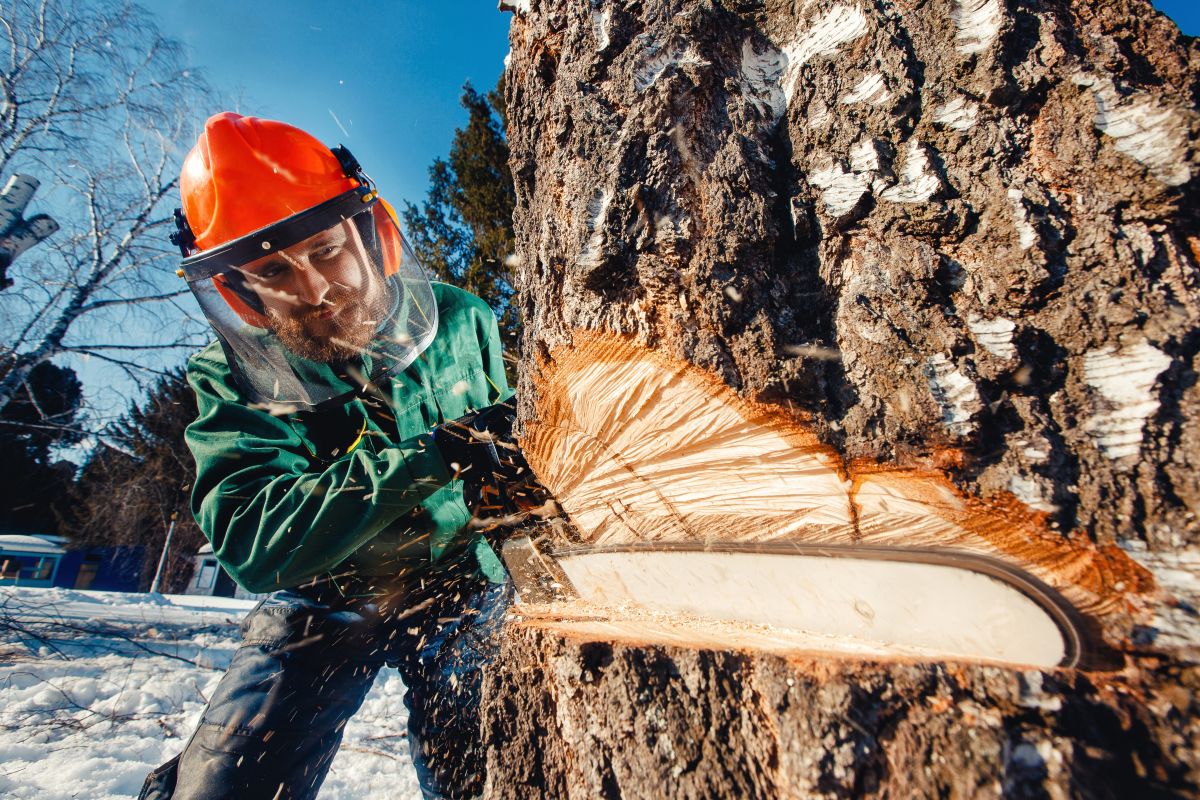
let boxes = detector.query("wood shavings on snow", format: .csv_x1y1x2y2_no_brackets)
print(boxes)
0,588,422,800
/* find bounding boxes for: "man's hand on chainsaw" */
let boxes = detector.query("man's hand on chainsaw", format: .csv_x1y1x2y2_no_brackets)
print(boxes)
432,398,545,524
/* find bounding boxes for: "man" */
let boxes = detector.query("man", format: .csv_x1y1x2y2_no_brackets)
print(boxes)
140,112,530,800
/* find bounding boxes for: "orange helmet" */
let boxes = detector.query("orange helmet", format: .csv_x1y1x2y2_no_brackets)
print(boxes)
181,112,359,252
175,112,405,326
173,113,437,408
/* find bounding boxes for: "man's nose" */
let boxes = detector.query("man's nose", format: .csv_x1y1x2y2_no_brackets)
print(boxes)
292,263,330,306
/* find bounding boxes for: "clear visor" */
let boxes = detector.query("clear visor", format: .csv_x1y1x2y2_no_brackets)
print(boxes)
184,198,437,409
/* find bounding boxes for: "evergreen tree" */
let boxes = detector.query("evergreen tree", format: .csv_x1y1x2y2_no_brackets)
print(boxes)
63,368,205,591
0,361,82,533
403,78,519,352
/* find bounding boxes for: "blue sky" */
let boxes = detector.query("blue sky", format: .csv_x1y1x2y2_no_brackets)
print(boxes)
149,2,514,212
1154,1,1198,36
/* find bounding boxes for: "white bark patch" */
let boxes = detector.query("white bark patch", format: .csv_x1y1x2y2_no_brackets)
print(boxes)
842,72,890,105
1007,188,1038,250
880,140,942,203
498,0,531,14
808,138,890,218
809,162,871,218
1075,73,1193,186
925,354,980,436
933,96,979,131
634,40,710,92
1008,475,1058,513
951,0,1002,54
579,188,611,269
849,138,883,173
739,39,787,122
1082,341,1172,460
1121,540,1200,652
779,4,869,106
809,99,832,128
968,315,1016,359
591,7,612,51
1013,436,1050,463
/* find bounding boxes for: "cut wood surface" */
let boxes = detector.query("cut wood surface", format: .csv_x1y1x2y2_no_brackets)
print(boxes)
524,332,1151,644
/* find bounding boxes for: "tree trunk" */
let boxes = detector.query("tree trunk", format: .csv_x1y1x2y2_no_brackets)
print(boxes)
486,0,1200,795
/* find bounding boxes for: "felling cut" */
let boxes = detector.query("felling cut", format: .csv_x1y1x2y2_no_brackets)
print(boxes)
513,332,1150,669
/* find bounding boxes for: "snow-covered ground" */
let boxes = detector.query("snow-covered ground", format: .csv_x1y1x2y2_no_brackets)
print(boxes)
0,587,421,799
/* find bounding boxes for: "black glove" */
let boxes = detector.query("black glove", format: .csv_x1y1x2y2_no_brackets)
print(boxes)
432,398,531,516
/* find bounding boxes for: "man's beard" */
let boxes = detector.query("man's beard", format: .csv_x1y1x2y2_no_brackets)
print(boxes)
269,288,380,363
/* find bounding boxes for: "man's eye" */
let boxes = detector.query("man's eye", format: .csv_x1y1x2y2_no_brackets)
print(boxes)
251,263,287,281
313,244,341,261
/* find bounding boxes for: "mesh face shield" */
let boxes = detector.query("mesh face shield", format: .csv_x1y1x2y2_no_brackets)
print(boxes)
181,189,438,409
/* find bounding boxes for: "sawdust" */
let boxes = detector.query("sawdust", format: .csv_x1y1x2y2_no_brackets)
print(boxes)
523,330,1154,634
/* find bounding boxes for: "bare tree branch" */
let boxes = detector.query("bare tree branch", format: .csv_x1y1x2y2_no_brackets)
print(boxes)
0,0,213,425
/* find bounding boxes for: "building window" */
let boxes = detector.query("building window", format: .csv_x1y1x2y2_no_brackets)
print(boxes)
197,559,219,590
0,555,58,581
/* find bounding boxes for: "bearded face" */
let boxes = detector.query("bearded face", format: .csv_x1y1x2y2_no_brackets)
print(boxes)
266,287,379,362
240,220,386,363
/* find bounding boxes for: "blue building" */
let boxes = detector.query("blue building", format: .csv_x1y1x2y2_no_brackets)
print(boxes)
0,534,64,588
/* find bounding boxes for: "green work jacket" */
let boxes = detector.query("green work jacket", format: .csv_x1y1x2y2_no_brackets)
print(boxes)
184,282,511,594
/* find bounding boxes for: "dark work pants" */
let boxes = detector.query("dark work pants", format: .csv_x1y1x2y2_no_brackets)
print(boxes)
139,557,512,800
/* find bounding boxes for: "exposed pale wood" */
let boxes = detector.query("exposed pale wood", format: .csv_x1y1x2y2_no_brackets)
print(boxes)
524,331,1152,636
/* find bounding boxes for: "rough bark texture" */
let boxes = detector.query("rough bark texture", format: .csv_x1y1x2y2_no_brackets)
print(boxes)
485,623,1198,799
485,0,1200,795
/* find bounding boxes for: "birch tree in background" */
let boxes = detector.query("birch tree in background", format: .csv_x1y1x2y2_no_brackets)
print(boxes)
0,0,212,424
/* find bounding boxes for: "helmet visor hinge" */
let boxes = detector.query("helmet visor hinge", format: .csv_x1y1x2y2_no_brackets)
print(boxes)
331,144,377,196
170,208,196,257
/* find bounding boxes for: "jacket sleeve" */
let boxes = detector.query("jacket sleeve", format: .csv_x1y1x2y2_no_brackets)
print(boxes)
184,351,453,593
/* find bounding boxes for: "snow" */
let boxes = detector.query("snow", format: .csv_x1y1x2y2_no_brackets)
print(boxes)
0,587,421,799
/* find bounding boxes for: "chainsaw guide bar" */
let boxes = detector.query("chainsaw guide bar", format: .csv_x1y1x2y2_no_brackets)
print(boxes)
502,537,1119,670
